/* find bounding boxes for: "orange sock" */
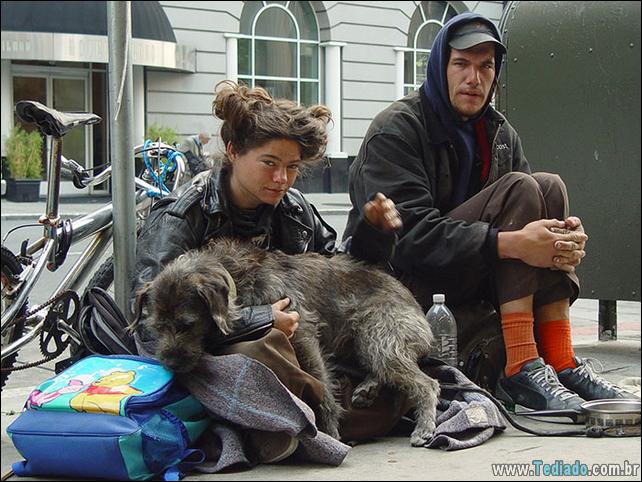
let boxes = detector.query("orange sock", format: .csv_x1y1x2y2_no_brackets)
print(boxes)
501,312,539,377
535,319,576,372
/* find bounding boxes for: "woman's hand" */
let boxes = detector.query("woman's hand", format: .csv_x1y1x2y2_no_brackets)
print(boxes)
363,192,402,232
271,297,299,338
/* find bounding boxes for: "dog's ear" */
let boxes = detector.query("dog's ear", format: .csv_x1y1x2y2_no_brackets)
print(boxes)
218,266,237,306
192,274,232,335
128,282,152,334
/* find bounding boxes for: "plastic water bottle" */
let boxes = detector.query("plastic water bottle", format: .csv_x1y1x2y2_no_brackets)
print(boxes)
426,294,458,367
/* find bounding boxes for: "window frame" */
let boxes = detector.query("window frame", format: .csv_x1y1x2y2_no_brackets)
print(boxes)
403,2,461,94
238,2,320,105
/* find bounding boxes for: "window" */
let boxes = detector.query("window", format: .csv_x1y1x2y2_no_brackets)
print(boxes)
238,1,319,105
404,2,460,95
11,63,108,193
12,68,89,176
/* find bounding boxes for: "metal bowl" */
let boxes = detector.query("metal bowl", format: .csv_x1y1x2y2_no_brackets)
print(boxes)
581,399,641,428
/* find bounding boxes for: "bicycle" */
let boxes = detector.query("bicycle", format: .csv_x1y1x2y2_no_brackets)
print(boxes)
1,100,187,389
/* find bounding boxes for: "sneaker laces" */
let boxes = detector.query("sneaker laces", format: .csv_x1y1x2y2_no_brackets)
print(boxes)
529,364,577,401
574,358,625,394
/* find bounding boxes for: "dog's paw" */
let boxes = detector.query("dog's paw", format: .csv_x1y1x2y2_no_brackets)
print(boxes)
325,424,341,441
317,417,341,440
351,378,381,408
316,399,344,441
410,421,436,447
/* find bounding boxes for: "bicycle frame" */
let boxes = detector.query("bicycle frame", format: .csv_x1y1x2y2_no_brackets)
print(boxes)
1,135,186,362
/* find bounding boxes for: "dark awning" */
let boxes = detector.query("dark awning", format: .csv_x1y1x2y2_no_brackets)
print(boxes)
1,1,176,42
1,1,193,71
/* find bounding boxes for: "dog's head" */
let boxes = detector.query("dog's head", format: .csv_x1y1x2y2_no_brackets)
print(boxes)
137,253,238,373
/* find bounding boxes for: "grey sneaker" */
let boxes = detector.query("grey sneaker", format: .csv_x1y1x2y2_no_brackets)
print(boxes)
558,356,641,401
496,358,585,411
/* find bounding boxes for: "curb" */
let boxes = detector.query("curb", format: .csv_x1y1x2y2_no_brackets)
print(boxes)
316,208,351,216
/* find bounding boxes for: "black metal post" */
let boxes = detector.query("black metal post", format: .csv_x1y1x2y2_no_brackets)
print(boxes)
598,299,617,341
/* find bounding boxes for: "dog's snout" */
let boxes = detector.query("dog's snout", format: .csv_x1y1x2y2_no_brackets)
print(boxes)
158,350,194,373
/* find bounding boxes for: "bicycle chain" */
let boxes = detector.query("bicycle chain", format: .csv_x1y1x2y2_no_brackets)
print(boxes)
2,289,71,331
0,352,61,373
1,290,80,373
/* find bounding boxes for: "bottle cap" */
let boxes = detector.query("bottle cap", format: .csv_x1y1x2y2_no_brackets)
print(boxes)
433,293,445,303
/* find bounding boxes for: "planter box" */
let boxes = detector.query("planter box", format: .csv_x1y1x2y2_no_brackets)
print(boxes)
328,156,352,193
293,164,330,193
5,179,41,202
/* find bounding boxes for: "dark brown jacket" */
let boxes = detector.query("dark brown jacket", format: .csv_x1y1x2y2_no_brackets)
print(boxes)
344,89,530,281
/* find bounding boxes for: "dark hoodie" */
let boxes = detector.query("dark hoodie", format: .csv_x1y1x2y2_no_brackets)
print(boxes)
423,12,505,207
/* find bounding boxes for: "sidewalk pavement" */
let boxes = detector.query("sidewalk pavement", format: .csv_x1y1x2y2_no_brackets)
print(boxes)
1,194,641,480
0,193,353,220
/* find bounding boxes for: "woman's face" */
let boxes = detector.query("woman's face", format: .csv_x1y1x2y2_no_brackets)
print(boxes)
227,138,302,209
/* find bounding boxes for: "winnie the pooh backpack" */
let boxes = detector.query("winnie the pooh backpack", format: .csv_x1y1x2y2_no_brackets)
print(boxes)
7,354,211,481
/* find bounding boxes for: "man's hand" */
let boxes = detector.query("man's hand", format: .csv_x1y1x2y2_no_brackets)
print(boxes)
363,192,402,232
271,297,299,339
498,218,587,273
550,216,588,272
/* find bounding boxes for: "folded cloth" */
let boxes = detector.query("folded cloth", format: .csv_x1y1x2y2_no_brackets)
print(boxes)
136,335,349,472
422,364,506,450
618,377,641,397
194,424,251,473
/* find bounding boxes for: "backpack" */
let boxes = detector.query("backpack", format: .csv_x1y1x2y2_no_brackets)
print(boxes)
7,354,211,481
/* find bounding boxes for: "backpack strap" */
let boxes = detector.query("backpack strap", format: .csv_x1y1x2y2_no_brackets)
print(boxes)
163,466,183,481
161,449,206,481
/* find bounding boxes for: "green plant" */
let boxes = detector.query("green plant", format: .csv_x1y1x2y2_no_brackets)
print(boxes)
4,125,43,179
145,124,179,146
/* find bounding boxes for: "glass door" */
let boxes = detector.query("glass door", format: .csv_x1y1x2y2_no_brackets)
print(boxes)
53,78,87,170
11,67,105,194
12,75,48,178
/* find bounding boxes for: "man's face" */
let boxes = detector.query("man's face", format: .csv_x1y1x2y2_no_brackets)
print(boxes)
447,42,496,121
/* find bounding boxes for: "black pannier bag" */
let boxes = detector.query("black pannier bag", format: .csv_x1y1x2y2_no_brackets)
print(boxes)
78,287,138,355
56,287,137,373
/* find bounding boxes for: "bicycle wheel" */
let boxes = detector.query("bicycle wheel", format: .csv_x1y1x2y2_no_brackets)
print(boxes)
1,245,27,389
68,256,115,361
84,255,115,294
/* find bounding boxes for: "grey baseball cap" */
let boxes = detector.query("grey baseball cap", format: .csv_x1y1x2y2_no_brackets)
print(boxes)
448,21,506,53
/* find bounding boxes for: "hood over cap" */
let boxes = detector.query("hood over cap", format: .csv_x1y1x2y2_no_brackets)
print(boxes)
422,12,506,207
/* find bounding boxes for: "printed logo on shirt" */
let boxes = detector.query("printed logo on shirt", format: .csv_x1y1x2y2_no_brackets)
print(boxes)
496,144,509,150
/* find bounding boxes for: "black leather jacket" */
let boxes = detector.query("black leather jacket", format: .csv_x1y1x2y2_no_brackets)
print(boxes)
132,167,394,338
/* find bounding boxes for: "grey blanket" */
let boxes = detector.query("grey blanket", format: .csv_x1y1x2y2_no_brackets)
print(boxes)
423,363,506,450
137,337,504,472
136,335,350,471
180,353,351,472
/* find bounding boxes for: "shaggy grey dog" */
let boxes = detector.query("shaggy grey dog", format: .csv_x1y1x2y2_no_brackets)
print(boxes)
139,238,439,446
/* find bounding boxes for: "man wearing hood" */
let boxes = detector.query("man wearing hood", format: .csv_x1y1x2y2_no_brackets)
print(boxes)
345,12,636,412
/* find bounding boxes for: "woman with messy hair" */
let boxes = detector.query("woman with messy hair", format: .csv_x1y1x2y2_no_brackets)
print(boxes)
131,81,403,464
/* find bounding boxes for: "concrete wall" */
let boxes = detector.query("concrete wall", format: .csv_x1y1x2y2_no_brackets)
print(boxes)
147,1,245,152
150,1,503,157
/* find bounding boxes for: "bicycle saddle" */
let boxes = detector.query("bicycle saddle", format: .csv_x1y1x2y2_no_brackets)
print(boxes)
15,100,101,138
